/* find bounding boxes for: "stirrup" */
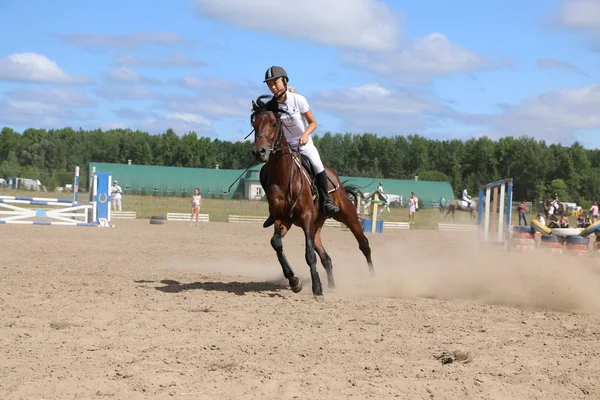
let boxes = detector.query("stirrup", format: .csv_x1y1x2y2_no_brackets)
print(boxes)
323,199,339,216
263,214,275,228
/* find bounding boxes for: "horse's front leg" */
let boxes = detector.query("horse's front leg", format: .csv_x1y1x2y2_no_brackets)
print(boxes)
303,224,324,301
271,220,302,293
313,227,334,289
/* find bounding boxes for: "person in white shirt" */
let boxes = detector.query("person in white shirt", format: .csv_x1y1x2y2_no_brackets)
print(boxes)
462,188,472,209
259,65,339,228
377,181,388,202
111,180,122,212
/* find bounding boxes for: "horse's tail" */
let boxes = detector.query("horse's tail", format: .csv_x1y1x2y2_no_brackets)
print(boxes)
342,183,363,206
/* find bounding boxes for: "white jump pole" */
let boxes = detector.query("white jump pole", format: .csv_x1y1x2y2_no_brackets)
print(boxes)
73,166,79,205
484,187,491,242
498,183,505,242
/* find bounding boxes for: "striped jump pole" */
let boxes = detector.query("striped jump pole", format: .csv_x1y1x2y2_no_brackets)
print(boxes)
0,166,112,227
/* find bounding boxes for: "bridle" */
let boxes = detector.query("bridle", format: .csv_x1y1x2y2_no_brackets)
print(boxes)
250,111,291,157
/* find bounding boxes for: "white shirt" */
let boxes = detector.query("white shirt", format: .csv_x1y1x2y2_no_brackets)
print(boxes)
278,91,311,148
111,184,122,199
462,189,468,199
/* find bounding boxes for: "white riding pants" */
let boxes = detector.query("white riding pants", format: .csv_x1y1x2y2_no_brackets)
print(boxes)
298,141,325,174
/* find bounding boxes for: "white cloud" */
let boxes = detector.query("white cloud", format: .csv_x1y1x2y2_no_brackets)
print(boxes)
113,107,146,120
0,86,95,128
105,67,162,84
95,86,158,101
5,87,96,107
132,112,212,135
113,54,207,68
155,92,250,118
490,85,600,138
308,83,451,135
556,0,600,30
313,83,441,116
0,98,94,128
0,53,90,84
57,32,190,49
548,1,600,50
174,76,241,89
536,57,589,77
342,33,495,79
194,0,400,52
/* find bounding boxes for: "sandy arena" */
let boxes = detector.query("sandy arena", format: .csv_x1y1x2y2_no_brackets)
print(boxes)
2,220,600,399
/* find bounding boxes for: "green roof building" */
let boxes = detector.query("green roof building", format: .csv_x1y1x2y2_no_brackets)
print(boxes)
90,162,455,208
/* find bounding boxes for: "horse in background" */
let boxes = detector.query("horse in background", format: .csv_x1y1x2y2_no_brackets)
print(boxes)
362,191,402,216
444,197,479,220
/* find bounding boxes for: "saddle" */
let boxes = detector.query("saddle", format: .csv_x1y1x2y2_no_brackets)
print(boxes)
295,153,337,197
260,153,338,200
459,200,472,209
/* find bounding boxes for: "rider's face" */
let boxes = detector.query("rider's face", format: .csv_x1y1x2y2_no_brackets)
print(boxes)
266,77,285,95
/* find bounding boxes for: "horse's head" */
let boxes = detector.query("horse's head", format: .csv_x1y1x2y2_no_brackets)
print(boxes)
250,95,286,163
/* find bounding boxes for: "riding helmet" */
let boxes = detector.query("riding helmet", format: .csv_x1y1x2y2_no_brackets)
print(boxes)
264,66,289,83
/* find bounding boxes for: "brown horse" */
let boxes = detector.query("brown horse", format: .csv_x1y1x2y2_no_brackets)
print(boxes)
250,95,374,301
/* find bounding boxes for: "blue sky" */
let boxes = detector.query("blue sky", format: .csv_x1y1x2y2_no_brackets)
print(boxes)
0,0,599,148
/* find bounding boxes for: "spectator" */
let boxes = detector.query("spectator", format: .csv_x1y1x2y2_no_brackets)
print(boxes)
517,200,528,226
408,192,417,225
590,201,598,223
111,180,122,212
537,213,546,226
189,187,202,227
584,213,592,228
439,197,446,213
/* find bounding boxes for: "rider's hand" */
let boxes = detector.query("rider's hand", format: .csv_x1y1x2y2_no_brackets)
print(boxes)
299,134,309,146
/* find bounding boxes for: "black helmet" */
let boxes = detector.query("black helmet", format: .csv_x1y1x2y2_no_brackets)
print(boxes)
379,181,383,185
264,66,288,83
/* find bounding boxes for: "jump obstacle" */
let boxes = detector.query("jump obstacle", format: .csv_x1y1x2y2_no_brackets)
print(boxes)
0,166,111,227
477,178,513,246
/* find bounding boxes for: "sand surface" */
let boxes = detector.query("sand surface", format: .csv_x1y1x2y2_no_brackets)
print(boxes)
1,220,600,399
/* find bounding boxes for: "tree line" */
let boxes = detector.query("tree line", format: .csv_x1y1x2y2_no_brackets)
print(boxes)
1,127,599,208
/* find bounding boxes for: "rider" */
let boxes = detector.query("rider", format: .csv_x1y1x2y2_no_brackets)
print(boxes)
547,193,559,221
462,188,472,210
377,181,388,202
259,66,340,228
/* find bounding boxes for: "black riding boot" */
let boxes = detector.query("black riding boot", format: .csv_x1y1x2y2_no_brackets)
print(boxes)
316,171,339,217
260,165,276,228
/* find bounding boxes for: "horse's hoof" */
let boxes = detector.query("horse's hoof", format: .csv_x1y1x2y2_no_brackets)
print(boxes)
314,294,325,302
290,279,302,293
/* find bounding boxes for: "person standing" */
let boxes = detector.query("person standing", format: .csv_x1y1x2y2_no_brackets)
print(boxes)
408,192,417,225
190,188,202,227
590,201,598,223
111,180,122,212
517,200,528,226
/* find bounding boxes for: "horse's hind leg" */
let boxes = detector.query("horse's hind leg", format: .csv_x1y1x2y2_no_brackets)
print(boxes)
313,227,335,289
271,220,302,293
334,205,375,277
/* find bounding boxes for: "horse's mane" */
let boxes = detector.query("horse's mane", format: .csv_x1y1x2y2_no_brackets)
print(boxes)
250,94,291,124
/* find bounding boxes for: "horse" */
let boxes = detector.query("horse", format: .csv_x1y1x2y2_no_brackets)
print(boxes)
362,192,402,216
250,95,374,301
543,198,565,220
444,197,478,220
